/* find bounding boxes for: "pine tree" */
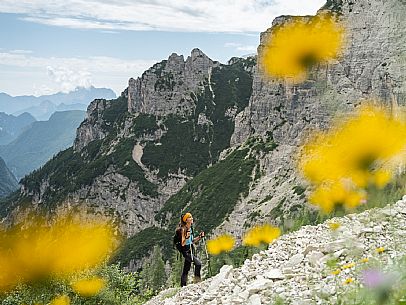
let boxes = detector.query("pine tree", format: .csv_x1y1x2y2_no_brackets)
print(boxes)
167,251,184,287
141,246,167,293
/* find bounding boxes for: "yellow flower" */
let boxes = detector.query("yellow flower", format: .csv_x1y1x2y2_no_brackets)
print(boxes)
50,295,70,305
372,169,392,189
344,278,354,285
376,247,385,254
72,277,106,297
260,13,344,82
243,224,280,247
342,262,355,269
328,222,341,231
360,258,369,263
309,182,366,213
331,269,341,275
206,234,235,255
0,214,118,292
299,104,406,213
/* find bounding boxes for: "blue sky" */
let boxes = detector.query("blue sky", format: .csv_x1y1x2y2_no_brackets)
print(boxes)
0,0,325,96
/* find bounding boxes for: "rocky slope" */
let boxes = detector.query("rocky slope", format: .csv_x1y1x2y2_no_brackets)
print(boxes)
146,196,406,305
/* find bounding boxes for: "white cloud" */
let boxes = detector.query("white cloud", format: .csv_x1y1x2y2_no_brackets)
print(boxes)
224,42,241,48
0,0,326,33
237,45,257,52
0,51,156,96
225,42,257,53
9,49,33,54
32,84,55,96
47,66,92,93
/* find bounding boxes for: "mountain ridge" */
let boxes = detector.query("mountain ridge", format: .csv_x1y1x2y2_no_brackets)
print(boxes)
0,112,36,145
0,86,116,120
0,110,86,180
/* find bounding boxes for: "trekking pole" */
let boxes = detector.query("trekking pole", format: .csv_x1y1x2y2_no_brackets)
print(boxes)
189,228,195,275
202,236,212,277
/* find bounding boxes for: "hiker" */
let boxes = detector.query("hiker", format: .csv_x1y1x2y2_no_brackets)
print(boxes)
176,212,205,286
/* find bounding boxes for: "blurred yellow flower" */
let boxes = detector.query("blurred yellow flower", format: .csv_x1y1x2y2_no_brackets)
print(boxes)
299,105,406,213
309,182,366,213
72,276,106,297
344,278,354,285
50,295,70,305
0,214,118,292
372,169,392,189
328,221,341,231
360,257,369,263
243,224,280,247
342,262,355,269
260,14,344,82
376,247,385,254
331,269,341,275
206,234,235,255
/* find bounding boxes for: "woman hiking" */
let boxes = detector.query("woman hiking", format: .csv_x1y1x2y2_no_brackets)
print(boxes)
176,212,205,286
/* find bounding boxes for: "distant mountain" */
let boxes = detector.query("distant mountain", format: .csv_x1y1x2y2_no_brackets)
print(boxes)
57,103,88,112
0,86,116,120
0,110,86,180
0,156,18,198
13,100,57,121
0,112,36,145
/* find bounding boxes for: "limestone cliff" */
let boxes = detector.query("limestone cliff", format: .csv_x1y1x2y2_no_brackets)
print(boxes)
220,0,406,236
127,48,219,116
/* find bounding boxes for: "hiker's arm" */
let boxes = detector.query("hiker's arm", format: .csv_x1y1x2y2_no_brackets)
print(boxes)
181,228,191,246
193,231,205,243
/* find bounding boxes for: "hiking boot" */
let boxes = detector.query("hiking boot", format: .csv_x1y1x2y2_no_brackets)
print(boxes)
193,276,201,283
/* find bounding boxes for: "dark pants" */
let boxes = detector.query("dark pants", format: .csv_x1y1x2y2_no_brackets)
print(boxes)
181,248,201,287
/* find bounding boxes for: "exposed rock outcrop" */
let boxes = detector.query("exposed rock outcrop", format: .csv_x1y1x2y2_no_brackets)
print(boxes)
74,99,110,151
127,48,219,116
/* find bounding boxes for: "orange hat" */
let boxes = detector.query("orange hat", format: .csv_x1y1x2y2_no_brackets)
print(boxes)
182,212,192,222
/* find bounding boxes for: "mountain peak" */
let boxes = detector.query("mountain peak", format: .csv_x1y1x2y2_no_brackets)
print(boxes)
127,48,219,116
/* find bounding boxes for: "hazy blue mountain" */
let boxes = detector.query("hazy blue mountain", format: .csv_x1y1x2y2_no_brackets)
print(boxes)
0,156,18,197
13,100,57,121
0,112,36,145
0,110,86,180
56,103,88,112
0,86,116,119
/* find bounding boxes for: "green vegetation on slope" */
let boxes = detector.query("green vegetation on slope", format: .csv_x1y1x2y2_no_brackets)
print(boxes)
111,227,172,266
19,103,160,207
141,57,254,178
114,135,275,266
156,146,259,233
0,110,86,180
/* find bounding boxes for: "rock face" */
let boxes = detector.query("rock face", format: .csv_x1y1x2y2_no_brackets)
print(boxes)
74,99,110,151
232,0,406,146
145,196,406,305
220,0,406,235
127,48,219,116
